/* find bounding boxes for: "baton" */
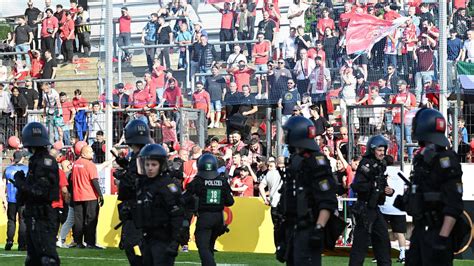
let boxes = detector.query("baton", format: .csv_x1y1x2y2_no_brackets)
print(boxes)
397,172,411,186
114,221,123,230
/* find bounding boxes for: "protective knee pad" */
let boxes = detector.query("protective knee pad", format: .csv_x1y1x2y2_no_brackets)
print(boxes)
40,256,59,266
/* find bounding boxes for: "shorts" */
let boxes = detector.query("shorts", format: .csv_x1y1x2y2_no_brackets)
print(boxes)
383,214,407,233
210,100,222,112
255,64,268,79
272,32,280,48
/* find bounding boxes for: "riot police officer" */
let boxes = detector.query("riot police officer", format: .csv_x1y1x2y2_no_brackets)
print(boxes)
115,119,152,266
349,135,394,266
184,153,234,266
399,108,464,266
278,116,338,266
134,144,185,265
14,122,60,265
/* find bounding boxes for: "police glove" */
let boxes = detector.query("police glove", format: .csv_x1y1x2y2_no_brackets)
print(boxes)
98,196,105,207
165,241,179,257
13,171,26,190
115,156,129,169
433,235,449,251
309,224,324,249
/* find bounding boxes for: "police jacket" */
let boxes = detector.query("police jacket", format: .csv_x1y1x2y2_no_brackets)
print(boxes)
185,174,234,213
351,155,388,206
282,152,338,220
411,147,463,221
19,149,59,205
117,152,144,201
133,173,184,241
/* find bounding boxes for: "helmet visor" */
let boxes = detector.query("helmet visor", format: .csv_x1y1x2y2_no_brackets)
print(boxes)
136,156,162,177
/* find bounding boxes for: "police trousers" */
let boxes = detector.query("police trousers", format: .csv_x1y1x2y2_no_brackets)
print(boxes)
406,225,454,266
142,237,175,266
349,209,391,266
121,219,143,266
195,211,224,266
24,204,60,265
286,226,322,266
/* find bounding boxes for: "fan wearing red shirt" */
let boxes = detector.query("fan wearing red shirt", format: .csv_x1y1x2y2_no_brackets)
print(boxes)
192,81,211,119
317,8,335,40
161,78,184,108
29,50,44,78
118,6,132,60
52,166,69,232
230,166,254,197
152,58,166,101
383,4,401,21
339,2,354,32
212,2,236,60
41,8,59,55
71,145,104,248
130,80,156,109
59,11,75,63
228,60,255,92
252,33,271,96
391,80,416,161
60,91,76,145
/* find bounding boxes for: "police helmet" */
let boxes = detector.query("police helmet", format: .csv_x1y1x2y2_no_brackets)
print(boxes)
412,108,449,147
282,116,319,151
136,144,168,176
22,122,51,147
365,135,388,156
124,119,152,145
197,153,219,179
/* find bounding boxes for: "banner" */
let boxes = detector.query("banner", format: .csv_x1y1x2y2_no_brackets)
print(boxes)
345,14,408,55
206,0,228,4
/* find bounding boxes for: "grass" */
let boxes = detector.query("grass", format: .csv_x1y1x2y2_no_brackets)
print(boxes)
0,248,473,266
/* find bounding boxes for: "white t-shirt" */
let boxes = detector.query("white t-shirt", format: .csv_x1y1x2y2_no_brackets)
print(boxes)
260,169,282,208
43,88,60,110
226,53,247,69
463,39,474,61
283,36,297,60
287,3,309,28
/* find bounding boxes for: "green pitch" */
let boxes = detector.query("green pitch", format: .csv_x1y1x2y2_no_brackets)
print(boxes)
0,248,473,265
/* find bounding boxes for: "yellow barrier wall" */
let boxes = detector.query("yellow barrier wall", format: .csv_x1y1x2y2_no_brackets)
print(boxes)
0,196,276,254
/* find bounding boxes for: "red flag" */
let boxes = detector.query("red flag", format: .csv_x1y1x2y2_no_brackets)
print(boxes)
345,14,407,55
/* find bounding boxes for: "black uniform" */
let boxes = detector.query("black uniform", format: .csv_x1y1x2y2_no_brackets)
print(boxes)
16,149,60,265
117,152,144,266
349,155,392,266
279,152,338,266
185,174,234,266
404,148,463,266
133,173,184,266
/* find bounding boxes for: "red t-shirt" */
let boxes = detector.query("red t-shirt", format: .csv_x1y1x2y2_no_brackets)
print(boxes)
339,12,353,30
307,48,326,63
317,18,335,34
252,41,270,65
73,97,88,109
60,19,75,41
61,100,75,124
131,88,156,108
231,176,254,197
30,54,44,78
182,160,198,189
71,158,99,202
119,15,131,33
220,9,235,29
41,16,59,38
192,90,210,112
152,66,166,88
52,169,69,209
163,86,183,107
391,92,417,124
232,68,254,92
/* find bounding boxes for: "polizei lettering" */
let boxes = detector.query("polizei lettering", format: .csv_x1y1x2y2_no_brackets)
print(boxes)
205,180,222,186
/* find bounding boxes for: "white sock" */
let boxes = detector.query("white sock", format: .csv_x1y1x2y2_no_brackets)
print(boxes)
399,248,405,259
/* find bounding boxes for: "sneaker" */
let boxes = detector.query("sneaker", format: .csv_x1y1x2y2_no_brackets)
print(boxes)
371,258,377,263
56,240,68,248
4,241,13,251
75,243,86,249
57,55,64,60
396,258,405,264
208,122,214,129
86,244,105,250
181,245,189,252
214,122,220,128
